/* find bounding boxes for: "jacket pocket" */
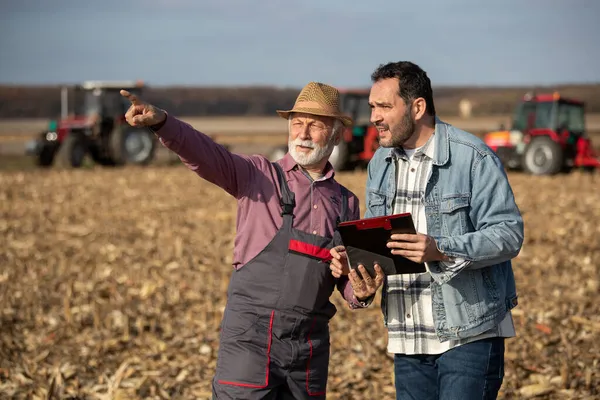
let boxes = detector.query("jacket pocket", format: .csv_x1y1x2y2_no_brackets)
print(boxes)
481,268,500,302
305,329,330,396
216,310,274,388
440,194,471,235
220,308,260,340
285,250,335,313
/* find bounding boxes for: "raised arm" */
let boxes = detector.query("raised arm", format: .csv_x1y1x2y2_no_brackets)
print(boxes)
121,90,257,198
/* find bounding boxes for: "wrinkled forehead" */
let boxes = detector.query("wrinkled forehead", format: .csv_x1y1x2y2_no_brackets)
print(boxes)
369,78,403,105
290,112,335,126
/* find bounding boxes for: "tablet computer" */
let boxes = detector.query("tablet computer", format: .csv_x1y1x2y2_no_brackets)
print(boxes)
337,213,426,277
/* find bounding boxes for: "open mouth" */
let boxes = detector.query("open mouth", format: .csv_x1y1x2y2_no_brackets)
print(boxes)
296,145,313,152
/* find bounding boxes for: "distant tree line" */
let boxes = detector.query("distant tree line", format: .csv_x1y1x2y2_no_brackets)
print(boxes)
0,84,599,119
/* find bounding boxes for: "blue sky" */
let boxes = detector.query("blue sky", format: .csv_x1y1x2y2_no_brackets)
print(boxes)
1,0,598,87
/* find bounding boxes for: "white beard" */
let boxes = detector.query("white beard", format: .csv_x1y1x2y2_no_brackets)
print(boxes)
288,137,336,167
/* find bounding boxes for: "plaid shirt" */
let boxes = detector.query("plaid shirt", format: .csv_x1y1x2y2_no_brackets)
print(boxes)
385,134,515,355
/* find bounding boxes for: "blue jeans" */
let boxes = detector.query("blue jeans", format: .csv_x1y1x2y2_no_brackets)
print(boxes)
393,337,505,400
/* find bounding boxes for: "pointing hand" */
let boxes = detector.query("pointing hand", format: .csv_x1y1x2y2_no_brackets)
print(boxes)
120,90,166,127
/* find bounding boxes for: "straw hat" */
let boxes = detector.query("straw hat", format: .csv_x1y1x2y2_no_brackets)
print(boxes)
276,81,353,127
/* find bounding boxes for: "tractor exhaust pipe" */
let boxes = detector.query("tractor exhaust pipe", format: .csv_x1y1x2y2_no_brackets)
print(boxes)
61,86,68,119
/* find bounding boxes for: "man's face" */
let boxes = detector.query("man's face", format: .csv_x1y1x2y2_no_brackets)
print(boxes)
369,78,415,148
288,113,338,166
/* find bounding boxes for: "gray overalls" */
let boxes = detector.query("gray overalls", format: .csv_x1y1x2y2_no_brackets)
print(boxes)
212,162,349,400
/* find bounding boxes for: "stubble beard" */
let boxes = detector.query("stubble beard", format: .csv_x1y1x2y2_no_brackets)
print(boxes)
377,108,416,148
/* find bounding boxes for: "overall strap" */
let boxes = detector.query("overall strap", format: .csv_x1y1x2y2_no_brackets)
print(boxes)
272,162,296,217
336,186,350,225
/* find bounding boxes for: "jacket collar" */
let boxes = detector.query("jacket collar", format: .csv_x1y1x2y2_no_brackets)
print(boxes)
431,117,450,166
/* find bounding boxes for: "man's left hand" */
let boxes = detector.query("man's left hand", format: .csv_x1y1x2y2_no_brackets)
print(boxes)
349,264,385,300
387,233,450,263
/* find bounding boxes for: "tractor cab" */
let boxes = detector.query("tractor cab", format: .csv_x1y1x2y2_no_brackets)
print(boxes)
512,92,585,139
329,89,379,170
484,92,599,175
340,90,371,127
51,81,145,134
76,82,140,120
68,81,145,135
27,80,157,168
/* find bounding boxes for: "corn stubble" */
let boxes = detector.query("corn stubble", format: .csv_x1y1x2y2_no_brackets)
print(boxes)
1,166,599,399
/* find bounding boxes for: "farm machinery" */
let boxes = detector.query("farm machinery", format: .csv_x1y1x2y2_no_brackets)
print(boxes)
25,80,157,168
269,89,380,171
483,92,600,175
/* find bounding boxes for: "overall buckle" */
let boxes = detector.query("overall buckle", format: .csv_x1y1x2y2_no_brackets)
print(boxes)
280,198,295,216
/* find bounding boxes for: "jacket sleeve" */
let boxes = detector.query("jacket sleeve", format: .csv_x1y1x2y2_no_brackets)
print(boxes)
152,114,258,199
428,152,524,285
363,159,377,219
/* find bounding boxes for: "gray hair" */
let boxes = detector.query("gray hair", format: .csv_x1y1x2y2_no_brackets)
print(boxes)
332,119,344,138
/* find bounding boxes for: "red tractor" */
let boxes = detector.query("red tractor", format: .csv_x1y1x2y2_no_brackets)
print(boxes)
26,80,157,168
269,88,380,171
483,92,600,175
333,89,381,170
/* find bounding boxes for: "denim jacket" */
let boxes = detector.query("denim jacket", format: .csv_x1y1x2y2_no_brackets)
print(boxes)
364,118,524,342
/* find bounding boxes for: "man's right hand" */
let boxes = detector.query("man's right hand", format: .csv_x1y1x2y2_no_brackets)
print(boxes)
330,245,350,278
120,90,166,128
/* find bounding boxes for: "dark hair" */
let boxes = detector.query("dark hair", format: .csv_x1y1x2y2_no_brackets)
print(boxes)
371,61,436,116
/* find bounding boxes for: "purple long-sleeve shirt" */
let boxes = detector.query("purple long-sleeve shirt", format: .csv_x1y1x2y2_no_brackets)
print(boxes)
153,115,364,308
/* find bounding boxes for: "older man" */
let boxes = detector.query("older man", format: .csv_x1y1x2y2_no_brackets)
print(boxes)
120,82,384,400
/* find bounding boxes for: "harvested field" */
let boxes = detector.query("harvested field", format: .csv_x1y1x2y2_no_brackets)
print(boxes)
1,163,599,399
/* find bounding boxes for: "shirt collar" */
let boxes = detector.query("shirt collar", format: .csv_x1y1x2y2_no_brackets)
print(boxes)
422,134,436,159
392,133,436,161
280,152,335,180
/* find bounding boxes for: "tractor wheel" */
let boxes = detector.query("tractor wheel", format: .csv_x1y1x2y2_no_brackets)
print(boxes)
110,126,156,166
522,136,563,175
328,140,350,171
37,145,56,167
55,134,88,168
88,143,116,166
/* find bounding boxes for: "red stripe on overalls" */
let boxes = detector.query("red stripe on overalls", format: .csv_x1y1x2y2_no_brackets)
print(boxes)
217,310,275,388
289,239,333,262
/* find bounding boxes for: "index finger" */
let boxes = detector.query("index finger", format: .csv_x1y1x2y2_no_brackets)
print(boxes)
348,267,362,286
389,233,419,242
120,89,141,105
330,245,345,260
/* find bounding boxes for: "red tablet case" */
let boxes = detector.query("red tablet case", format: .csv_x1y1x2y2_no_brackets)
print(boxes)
337,213,426,277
